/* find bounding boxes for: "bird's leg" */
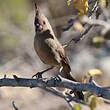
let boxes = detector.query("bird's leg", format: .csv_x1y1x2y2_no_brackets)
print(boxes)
32,66,54,78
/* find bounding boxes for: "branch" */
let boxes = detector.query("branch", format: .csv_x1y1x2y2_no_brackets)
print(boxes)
81,16,110,29
62,24,93,48
43,87,88,106
62,0,101,47
0,75,110,101
39,87,76,109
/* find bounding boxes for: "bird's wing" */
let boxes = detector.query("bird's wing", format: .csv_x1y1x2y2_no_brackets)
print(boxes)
46,37,74,81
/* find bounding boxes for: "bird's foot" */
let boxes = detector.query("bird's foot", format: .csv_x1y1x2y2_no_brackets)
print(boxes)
32,72,43,79
63,88,72,96
69,90,74,94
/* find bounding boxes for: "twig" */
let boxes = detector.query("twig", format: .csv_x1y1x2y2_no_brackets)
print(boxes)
44,87,87,106
40,87,75,110
63,24,93,47
87,0,99,17
12,101,19,110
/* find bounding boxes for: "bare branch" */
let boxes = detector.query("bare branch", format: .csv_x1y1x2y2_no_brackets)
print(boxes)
43,87,88,108
81,16,110,29
0,75,110,101
63,24,93,48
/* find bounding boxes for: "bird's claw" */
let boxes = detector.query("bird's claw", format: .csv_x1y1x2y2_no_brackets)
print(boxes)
32,72,43,79
69,90,74,94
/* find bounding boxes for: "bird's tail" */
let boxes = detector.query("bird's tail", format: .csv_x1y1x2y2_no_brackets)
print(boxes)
61,61,84,100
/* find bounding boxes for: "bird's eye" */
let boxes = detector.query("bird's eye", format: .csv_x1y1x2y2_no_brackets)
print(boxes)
35,23,40,28
34,17,40,28
43,21,45,25
36,24,39,26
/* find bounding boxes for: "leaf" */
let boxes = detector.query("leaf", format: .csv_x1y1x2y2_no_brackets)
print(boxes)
84,91,91,102
67,0,72,6
100,0,107,8
73,21,84,32
89,95,103,110
93,36,104,44
89,95,97,110
73,0,88,17
88,69,102,76
74,104,81,110
92,36,104,48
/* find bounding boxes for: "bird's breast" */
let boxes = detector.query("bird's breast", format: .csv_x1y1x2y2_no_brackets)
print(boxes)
34,36,60,66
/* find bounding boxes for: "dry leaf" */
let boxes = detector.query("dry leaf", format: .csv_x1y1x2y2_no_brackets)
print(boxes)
73,21,84,32
73,0,88,17
88,69,102,76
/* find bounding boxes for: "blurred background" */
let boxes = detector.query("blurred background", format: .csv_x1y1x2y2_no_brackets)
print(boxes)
0,0,110,110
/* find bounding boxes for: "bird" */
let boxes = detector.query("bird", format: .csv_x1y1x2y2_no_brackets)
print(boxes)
33,3,84,100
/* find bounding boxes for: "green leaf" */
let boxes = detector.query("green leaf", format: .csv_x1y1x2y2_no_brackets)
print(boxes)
74,104,81,110
84,91,91,102
100,0,107,8
67,0,72,6
89,95,97,110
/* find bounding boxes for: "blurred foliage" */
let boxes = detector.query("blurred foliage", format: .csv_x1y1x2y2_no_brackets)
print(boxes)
85,92,99,110
74,104,81,110
67,0,88,17
0,0,31,64
67,0,72,6
0,0,30,27
100,0,107,8
73,0,88,17
0,35,18,64
89,95,98,110
84,91,91,102
0,35,17,50
73,21,84,32
92,36,105,48
88,69,102,76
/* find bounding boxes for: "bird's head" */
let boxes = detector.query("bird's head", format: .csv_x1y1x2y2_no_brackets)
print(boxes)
34,3,46,33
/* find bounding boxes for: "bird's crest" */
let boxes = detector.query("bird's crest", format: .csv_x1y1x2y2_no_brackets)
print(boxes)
34,2,40,15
